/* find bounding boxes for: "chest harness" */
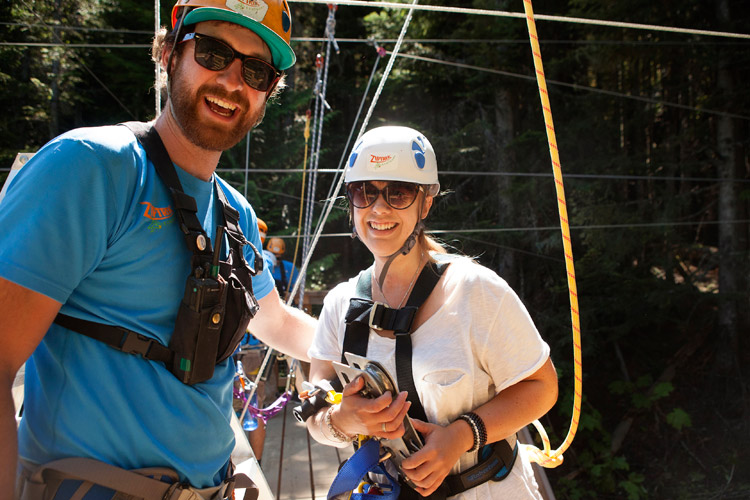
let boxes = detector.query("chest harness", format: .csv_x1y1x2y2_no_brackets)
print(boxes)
328,259,519,500
54,121,262,386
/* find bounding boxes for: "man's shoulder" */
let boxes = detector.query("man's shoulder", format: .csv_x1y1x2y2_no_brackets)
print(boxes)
54,124,139,153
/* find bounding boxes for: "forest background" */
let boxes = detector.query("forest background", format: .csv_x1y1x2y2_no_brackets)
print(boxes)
1,0,749,498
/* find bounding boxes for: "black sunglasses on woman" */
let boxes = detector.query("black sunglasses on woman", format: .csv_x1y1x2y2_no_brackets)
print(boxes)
346,181,422,210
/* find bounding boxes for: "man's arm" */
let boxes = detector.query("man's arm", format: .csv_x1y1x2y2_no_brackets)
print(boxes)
0,277,61,499
249,287,316,362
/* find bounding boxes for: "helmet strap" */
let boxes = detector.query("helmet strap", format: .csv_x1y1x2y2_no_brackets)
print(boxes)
348,193,427,289
375,200,425,289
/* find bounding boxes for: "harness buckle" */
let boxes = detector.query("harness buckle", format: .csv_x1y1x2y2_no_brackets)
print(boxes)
120,330,154,356
368,302,385,330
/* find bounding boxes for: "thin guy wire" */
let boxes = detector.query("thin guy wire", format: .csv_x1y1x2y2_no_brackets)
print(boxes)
288,0,750,40
284,0,419,305
318,45,384,210
391,52,750,122
212,168,750,184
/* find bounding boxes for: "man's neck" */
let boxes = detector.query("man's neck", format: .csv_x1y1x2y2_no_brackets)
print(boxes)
153,104,221,182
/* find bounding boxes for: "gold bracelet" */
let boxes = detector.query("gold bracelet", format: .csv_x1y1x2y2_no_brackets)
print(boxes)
325,405,354,443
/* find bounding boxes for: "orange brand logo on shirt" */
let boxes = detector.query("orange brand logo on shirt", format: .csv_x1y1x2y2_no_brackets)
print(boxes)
140,201,173,220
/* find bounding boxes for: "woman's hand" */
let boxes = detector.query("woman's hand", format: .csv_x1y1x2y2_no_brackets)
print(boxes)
331,375,412,440
400,418,473,497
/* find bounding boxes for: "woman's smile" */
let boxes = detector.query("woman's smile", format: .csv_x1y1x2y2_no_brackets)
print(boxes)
368,220,398,232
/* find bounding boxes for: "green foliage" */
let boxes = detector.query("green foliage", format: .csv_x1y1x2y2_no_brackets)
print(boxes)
665,408,692,431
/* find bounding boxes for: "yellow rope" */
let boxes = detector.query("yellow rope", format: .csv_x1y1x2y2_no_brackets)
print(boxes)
521,0,582,468
287,111,312,305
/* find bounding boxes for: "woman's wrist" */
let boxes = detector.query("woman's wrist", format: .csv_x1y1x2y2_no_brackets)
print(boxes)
455,412,488,453
323,405,355,443
452,417,478,453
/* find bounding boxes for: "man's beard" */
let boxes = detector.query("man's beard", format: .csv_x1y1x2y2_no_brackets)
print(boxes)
168,65,266,151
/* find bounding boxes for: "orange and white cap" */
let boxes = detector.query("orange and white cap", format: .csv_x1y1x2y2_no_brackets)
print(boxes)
171,0,296,70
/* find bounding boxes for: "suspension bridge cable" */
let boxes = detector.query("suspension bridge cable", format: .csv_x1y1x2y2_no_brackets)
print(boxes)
301,5,339,306
289,0,750,40
390,52,750,122
291,37,750,46
247,219,750,240
8,18,749,43
0,22,154,34
318,42,386,211
214,168,750,184
284,0,420,307
6,38,748,48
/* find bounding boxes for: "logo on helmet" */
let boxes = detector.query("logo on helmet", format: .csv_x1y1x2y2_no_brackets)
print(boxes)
369,154,394,168
227,0,268,22
412,136,426,169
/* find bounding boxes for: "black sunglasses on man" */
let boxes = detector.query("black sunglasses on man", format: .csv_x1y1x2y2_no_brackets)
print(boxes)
181,32,281,92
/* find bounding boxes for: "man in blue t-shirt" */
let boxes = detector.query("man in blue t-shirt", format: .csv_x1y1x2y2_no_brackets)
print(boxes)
265,237,299,300
0,1,314,499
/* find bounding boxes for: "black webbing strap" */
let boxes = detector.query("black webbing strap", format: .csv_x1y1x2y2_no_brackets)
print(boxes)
213,178,263,275
442,438,518,496
394,262,447,422
341,269,374,363
278,260,288,294
342,261,449,423
122,121,213,258
54,313,173,368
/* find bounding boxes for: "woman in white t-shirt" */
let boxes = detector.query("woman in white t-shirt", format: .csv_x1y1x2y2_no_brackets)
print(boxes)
306,126,558,499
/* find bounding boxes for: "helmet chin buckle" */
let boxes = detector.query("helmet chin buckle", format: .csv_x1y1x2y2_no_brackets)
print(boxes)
401,234,416,256
375,221,423,288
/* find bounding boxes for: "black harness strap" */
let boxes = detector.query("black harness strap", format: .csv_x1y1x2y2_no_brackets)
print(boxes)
341,269,374,363
342,257,520,498
394,262,448,423
125,121,214,258
53,121,260,372
342,261,448,423
54,313,173,368
278,260,288,294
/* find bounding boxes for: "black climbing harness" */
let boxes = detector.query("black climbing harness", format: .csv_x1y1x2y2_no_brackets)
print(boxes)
339,257,519,499
54,121,262,385
343,259,448,423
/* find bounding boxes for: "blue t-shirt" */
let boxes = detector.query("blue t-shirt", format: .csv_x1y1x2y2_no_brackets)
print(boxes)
0,125,275,487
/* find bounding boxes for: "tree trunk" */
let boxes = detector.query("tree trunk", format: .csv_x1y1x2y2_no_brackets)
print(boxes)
714,0,744,383
492,89,517,287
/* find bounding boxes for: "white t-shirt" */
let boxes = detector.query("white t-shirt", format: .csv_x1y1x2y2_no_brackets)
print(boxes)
309,256,549,499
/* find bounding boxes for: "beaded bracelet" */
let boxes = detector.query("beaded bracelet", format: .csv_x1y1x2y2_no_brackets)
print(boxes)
324,405,355,443
457,412,487,453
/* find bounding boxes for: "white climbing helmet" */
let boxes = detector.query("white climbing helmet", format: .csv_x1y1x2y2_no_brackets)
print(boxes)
345,126,440,196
